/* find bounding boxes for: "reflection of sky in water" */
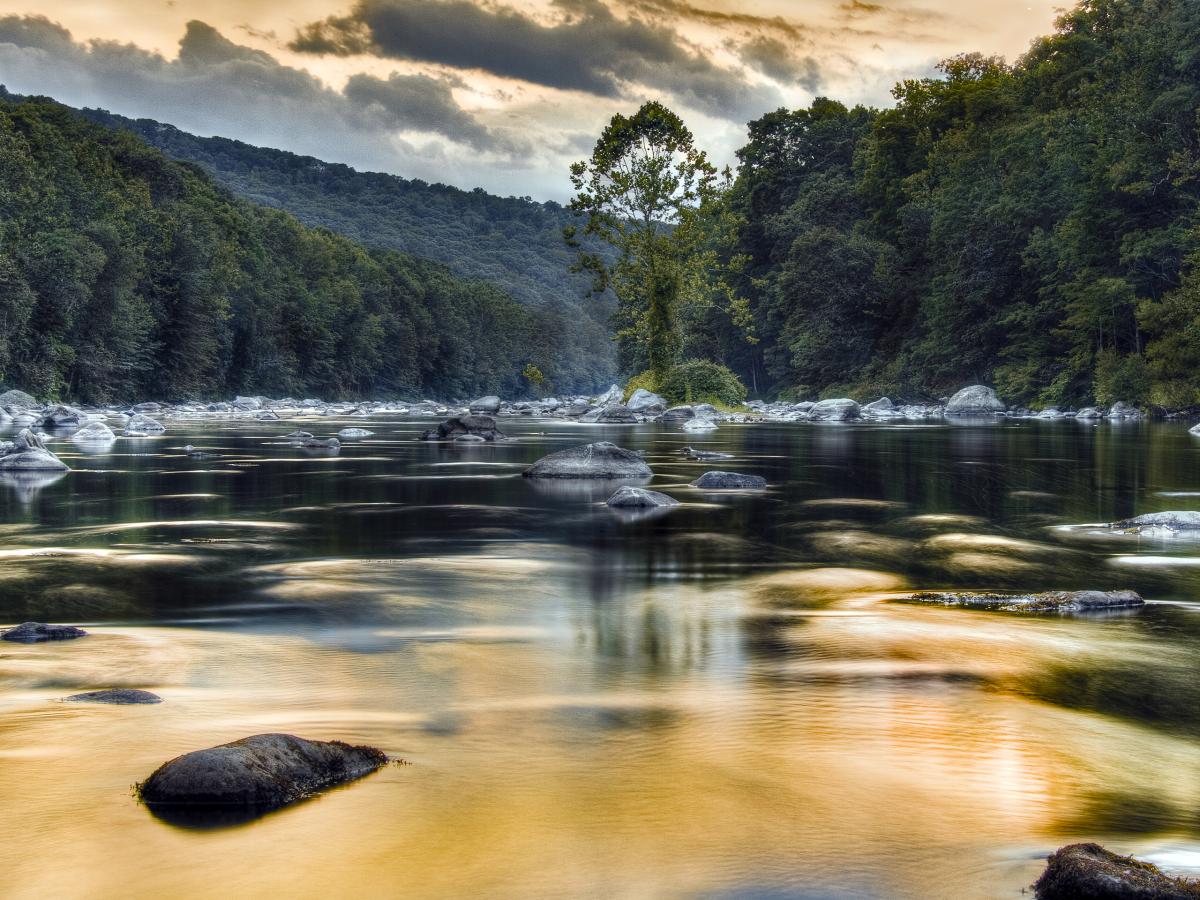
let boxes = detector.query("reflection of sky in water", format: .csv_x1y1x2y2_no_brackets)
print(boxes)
2,417,1200,897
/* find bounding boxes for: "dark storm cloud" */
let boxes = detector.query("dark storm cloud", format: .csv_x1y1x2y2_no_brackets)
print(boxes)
290,0,783,120
737,36,822,91
0,16,500,151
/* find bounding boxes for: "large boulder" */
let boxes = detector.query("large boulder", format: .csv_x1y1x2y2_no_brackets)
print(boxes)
71,421,116,443
660,406,695,423
596,403,638,424
2,621,87,642
682,417,718,432
40,404,85,429
593,384,622,405
690,471,767,489
468,395,501,414
420,415,506,442
138,733,387,818
606,486,678,508
524,441,652,479
232,396,262,410
125,413,166,435
0,430,69,472
945,385,1005,417
66,689,162,704
810,398,861,421
1076,407,1103,419
1108,400,1145,419
905,590,1143,613
626,388,667,412
1034,843,1200,899
1190,423,1200,436
0,389,37,410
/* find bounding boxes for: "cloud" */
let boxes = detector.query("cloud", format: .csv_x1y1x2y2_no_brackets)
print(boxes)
290,0,782,121
737,36,822,91
0,16,502,154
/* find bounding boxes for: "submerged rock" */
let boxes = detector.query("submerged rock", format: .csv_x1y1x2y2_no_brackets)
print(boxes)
905,589,1143,613
1034,843,1200,899
524,441,652,479
337,428,374,439
301,437,340,451
606,486,678,508
138,733,387,820
945,385,1005,416
65,689,162,704
680,446,733,460
0,430,70,471
420,414,506,442
690,471,767,489
2,621,88,642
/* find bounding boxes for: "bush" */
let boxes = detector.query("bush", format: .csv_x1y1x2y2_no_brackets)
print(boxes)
1093,350,1150,407
657,359,747,407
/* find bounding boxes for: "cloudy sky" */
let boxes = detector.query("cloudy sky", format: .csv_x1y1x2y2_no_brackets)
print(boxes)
0,0,1061,200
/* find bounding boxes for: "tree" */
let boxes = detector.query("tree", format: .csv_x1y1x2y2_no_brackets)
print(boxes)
566,101,718,381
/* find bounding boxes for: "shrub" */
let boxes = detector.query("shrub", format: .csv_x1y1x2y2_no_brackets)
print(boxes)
657,359,747,407
1093,350,1150,407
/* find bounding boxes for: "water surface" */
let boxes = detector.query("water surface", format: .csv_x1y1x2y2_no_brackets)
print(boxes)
4,415,1200,898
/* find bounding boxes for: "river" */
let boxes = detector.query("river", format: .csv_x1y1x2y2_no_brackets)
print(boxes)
2,414,1200,898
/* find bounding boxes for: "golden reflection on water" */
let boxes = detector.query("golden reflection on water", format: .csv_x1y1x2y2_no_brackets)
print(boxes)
2,560,1197,899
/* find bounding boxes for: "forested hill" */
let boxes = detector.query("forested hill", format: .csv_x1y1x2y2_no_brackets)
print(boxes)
77,107,606,320
699,0,1200,407
0,92,613,402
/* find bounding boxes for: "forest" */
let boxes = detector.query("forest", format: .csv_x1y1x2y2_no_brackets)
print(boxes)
693,0,1200,407
0,90,613,402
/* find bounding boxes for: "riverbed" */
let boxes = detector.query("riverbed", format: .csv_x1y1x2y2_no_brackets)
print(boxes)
3,415,1200,898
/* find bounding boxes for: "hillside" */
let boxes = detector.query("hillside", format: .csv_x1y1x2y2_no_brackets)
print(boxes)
0,91,612,402
77,108,613,325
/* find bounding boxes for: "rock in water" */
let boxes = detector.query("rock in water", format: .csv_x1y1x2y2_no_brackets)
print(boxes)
682,417,718,432
1034,843,1200,899
0,430,70,472
606,486,678,508
301,437,340,451
905,590,1143,613
660,406,695,423
71,421,116,443
125,413,166,435
337,428,374,439
138,733,387,820
1111,511,1200,532
420,415,507,442
468,395,501,414
0,389,37,409
524,442,652,479
1190,423,1200,436
596,403,638,423
2,621,87,642
65,689,162,704
626,388,666,412
40,404,85,428
810,398,861,421
945,385,1006,416
690,471,767,489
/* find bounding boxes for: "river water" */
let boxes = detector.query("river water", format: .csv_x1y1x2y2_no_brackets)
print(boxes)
3,414,1200,899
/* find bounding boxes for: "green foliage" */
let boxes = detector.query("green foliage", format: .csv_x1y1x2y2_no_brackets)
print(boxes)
657,359,747,407
522,362,546,397
0,94,558,401
718,0,1200,406
1093,349,1151,406
568,101,734,383
78,107,615,393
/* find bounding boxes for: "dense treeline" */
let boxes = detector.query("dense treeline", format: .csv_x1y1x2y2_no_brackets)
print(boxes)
78,106,616,382
697,0,1200,406
0,92,607,402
